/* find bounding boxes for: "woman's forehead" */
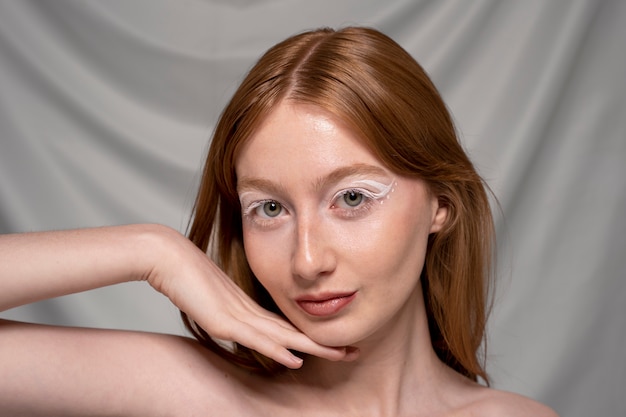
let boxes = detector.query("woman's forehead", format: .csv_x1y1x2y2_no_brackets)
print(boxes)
236,103,382,172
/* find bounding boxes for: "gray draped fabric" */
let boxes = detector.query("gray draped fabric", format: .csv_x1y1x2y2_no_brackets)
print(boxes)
1,1,624,415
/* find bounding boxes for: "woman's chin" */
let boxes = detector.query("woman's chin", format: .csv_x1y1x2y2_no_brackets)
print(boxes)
299,323,366,349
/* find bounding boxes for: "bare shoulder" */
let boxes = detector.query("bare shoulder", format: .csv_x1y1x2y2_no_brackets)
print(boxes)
462,388,559,417
97,329,259,414
0,320,254,415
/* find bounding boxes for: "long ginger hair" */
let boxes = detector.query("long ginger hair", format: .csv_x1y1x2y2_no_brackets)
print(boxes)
182,26,495,384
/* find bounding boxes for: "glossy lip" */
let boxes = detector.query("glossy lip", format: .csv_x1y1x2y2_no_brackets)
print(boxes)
295,291,357,317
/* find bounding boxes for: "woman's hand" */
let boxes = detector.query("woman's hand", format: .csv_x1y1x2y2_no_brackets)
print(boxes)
140,225,358,368
0,224,356,368
0,224,358,415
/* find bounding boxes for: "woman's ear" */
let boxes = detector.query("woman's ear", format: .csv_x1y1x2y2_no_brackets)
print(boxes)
429,197,448,234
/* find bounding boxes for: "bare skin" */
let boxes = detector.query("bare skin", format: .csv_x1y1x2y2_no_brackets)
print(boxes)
0,102,558,416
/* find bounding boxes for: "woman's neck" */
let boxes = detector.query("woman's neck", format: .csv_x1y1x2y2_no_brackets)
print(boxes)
275,286,465,416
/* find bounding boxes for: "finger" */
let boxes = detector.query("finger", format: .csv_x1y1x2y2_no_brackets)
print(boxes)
232,314,352,366
235,322,305,369
245,317,352,363
342,346,360,362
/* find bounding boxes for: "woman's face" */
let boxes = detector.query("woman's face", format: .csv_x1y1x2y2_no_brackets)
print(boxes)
235,102,447,348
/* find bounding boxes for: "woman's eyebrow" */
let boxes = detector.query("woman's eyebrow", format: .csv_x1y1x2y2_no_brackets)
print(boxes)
313,164,390,191
237,177,287,196
237,164,389,195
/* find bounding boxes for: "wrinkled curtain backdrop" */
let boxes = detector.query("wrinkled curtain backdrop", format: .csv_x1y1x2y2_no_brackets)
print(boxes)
0,0,624,415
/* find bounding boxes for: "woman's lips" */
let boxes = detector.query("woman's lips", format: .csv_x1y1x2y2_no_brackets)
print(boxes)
296,292,357,317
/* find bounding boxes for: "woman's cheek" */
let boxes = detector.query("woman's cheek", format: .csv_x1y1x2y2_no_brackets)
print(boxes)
331,216,390,254
243,227,290,285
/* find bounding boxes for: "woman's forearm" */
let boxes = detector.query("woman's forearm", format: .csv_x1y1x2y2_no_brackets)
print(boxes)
0,223,353,369
0,223,175,311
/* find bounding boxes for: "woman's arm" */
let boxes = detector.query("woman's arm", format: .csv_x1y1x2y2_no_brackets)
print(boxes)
0,224,164,311
0,224,352,367
0,224,355,414
0,319,244,416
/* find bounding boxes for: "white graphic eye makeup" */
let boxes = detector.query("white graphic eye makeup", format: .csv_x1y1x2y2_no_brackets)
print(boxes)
330,178,397,218
239,192,288,228
351,179,396,203
238,178,397,226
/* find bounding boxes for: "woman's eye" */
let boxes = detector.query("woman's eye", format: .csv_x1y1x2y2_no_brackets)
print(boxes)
258,201,282,217
333,189,376,214
343,191,364,207
241,199,286,228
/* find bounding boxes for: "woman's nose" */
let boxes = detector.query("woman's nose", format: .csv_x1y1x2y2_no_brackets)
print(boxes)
291,216,336,281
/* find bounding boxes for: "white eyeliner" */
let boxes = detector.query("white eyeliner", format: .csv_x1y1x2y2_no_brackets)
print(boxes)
238,192,268,216
238,191,255,206
351,179,396,202
237,178,397,214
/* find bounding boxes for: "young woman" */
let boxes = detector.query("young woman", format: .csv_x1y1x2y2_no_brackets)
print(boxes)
0,27,557,416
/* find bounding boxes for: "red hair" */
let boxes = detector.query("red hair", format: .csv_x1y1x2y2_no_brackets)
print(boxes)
182,27,495,383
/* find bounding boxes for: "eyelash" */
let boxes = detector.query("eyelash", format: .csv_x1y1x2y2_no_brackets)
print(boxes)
242,187,380,228
330,188,377,218
242,199,286,228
